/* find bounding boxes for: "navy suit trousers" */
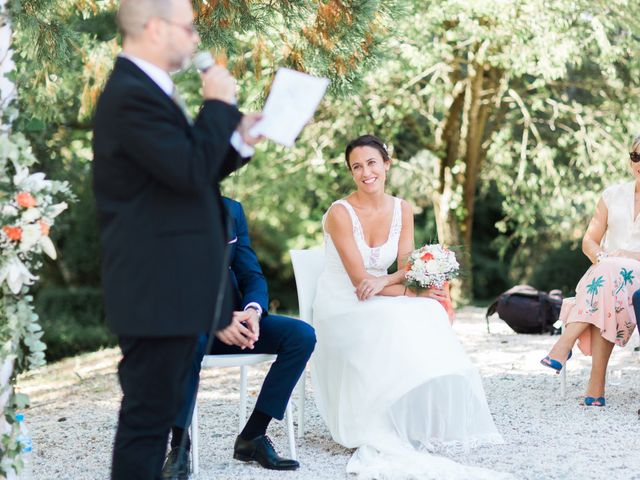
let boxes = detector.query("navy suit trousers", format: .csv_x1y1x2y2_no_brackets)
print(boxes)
175,314,316,428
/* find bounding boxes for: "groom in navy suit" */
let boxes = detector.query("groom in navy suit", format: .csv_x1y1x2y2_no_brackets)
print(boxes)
162,197,316,479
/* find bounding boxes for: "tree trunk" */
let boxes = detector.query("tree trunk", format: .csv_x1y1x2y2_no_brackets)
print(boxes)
431,59,502,304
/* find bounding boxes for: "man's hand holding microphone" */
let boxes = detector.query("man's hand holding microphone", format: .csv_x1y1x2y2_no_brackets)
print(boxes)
195,51,263,146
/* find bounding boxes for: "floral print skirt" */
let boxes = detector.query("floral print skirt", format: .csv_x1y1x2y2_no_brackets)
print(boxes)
560,257,640,356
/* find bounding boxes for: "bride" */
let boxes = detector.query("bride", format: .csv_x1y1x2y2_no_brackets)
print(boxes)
311,135,506,479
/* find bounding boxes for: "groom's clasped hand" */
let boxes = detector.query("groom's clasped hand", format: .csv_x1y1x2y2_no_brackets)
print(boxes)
215,309,261,350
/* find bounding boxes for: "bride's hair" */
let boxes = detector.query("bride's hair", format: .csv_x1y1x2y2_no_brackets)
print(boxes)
345,135,390,169
632,134,640,153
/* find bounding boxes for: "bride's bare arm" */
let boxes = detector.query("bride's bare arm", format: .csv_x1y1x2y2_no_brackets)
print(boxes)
326,204,401,300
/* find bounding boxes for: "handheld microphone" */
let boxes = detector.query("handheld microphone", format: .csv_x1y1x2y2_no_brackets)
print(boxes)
193,51,215,73
192,51,236,104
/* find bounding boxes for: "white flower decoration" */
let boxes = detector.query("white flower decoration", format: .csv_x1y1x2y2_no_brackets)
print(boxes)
48,202,68,218
0,255,38,294
19,224,42,252
21,207,41,223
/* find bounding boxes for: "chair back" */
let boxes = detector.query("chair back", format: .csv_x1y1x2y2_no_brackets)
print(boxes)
290,248,325,325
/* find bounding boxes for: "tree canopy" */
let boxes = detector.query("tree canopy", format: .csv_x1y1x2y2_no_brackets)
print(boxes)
6,0,640,306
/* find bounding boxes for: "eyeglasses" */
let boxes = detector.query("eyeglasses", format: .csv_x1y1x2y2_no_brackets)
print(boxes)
158,18,198,36
630,152,640,163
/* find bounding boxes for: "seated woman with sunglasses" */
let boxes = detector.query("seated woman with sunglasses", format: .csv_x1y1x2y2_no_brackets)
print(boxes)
541,135,640,407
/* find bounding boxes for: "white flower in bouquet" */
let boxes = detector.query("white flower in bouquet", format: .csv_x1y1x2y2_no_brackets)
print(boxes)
21,207,40,223
2,205,18,217
425,260,443,275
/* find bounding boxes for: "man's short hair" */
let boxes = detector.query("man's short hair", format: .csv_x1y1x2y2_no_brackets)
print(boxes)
116,0,174,39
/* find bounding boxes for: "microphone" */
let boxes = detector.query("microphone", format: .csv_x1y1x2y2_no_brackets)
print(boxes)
192,51,236,105
192,51,215,73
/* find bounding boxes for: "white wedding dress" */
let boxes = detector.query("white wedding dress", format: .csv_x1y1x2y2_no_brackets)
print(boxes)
311,198,507,479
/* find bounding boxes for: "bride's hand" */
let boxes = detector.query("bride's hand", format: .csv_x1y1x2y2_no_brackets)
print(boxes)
418,287,449,302
356,277,387,301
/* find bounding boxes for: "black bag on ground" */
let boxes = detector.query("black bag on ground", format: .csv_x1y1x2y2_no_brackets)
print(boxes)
485,285,563,334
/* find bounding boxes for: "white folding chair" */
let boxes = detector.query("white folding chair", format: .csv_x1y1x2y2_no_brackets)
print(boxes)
190,354,296,475
289,248,325,437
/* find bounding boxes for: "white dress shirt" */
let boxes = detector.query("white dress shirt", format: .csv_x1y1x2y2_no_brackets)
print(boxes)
119,53,254,157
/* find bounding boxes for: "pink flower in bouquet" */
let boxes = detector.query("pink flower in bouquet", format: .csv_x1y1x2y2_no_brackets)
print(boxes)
39,220,50,236
16,192,37,208
3,226,22,241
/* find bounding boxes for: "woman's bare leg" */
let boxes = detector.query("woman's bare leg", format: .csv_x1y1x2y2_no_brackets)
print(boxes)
586,324,614,398
547,321,590,361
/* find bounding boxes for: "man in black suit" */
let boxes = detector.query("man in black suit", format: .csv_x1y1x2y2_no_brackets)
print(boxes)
92,1,262,478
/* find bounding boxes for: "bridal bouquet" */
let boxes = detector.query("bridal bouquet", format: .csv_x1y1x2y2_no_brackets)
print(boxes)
405,244,460,290
405,244,459,321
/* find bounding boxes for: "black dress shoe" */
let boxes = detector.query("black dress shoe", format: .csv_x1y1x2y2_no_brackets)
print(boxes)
233,434,300,470
161,447,190,480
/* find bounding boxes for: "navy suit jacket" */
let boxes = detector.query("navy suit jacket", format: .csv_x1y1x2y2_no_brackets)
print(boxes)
224,197,269,316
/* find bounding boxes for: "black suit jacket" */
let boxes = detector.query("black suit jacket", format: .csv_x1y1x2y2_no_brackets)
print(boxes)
92,57,245,337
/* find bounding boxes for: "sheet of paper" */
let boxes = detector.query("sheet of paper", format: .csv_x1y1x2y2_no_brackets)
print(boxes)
250,68,329,147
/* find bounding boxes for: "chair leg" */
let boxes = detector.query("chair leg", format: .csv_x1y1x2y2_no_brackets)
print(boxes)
295,373,305,438
559,322,566,398
285,401,297,460
239,365,248,433
191,400,199,475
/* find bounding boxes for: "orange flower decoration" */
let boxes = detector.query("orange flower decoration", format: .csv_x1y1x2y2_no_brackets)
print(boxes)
39,220,50,236
3,226,22,241
16,192,37,208
421,252,434,261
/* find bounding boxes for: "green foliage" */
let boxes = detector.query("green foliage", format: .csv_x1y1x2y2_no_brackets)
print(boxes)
8,0,640,331
35,287,114,362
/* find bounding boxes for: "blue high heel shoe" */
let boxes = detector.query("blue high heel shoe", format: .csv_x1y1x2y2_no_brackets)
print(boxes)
540,350,572,373
584,396,605,407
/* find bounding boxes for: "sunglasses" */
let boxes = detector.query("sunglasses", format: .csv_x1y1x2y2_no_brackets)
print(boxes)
630,152,640,163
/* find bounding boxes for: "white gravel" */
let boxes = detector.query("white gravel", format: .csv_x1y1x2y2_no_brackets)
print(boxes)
17,306,640,480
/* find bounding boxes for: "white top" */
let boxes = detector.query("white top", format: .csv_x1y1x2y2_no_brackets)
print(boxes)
118,53,254,157
602,181,640,251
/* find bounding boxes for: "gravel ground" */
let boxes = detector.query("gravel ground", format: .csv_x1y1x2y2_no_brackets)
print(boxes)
17,306,640,480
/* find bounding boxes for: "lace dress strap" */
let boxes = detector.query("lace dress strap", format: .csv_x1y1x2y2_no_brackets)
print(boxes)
332,199,364,240
389,197,403,238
